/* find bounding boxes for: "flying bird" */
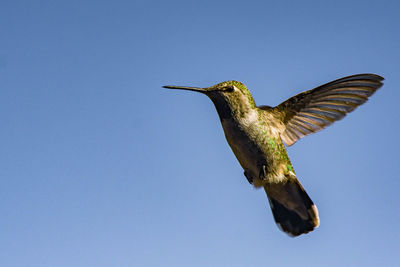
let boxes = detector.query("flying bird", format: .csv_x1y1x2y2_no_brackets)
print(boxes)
164,74,384,236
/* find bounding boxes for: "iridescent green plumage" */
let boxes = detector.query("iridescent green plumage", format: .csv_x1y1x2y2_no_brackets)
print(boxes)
164,74,384,236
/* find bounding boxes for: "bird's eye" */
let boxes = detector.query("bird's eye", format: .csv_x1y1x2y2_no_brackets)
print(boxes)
224,86,234,92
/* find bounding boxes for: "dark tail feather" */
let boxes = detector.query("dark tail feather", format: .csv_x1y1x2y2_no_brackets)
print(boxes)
264,178,319,237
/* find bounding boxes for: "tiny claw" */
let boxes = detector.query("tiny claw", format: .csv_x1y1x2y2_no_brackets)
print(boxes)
259,165,267,180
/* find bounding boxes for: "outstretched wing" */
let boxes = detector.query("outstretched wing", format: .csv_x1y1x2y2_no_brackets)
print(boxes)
274,74,384,146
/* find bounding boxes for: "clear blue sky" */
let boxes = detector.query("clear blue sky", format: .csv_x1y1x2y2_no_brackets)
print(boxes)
1,0,399,266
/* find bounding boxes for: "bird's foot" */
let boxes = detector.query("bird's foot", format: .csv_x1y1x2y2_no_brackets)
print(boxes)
259,165,267,180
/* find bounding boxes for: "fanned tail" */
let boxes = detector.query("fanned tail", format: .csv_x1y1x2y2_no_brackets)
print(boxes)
264,176,319,236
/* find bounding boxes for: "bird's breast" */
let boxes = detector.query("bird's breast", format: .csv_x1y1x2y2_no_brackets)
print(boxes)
221,117,268,175
220,112,290,185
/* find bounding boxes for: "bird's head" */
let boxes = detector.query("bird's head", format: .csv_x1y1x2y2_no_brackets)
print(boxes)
163,81,256,116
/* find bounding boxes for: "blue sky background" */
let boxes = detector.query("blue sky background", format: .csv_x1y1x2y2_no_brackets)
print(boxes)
1,0,399,266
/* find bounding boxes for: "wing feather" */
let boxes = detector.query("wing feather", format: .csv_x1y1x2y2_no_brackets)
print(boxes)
275,74,383,146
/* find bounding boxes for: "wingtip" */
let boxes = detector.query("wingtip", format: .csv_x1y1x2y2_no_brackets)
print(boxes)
354,73,384,82
367,73,384,81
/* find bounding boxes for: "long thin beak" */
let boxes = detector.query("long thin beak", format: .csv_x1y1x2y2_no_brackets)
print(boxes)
163,85,207,93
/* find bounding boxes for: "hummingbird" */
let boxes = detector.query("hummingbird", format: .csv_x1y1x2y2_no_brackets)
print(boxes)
163,74,383,236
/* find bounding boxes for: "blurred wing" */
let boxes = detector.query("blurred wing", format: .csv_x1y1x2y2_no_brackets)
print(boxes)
275,74,384,146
